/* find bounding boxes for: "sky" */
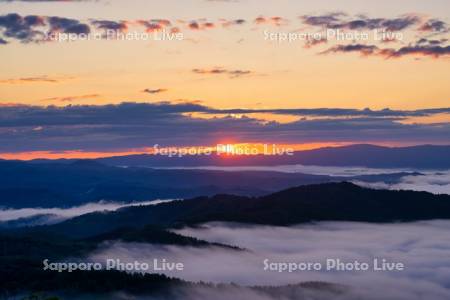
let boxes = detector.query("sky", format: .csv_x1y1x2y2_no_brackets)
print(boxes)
0,0,449,158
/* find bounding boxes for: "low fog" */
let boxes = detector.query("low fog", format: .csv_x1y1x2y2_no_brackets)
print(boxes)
163,165,450,194
89,221,450,300
354,170,450,194
160,164,411,177
0,199,175,224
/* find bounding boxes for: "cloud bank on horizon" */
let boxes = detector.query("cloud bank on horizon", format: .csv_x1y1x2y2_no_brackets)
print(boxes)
0,102,448,153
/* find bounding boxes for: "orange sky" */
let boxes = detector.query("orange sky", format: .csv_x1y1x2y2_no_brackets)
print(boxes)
0,1,449,159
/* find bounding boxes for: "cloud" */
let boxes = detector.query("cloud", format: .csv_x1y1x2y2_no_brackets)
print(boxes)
211,107,450,117
301,13,422,31
417,38,448,46
0,13,177,44
40,94,101,103
89,221,450,300
47,16,90,34
254,16,289,26
419,19,448,32
304,37,327,48
300,12,346,28
299,13,449,59
0,13,90,43
187,20,215,31
0,75,60,84
0,13,46,42
0,199,176,225
192,68,253,78
137,19,172,32
91,20,128,32
354,170,450,195
220,19,246,28
0,12,448,48
143,88,168,94
380,45,450,58
321,43,450,58
321,44,378,56
0,102,448,152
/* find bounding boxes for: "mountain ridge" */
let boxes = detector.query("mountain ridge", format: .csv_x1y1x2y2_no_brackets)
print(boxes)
20,182,450,239
93,144,450,169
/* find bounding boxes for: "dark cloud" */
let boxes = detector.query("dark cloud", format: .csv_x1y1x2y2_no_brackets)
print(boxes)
0,76,60,84
188,21,200,30
0,13,46,42
321,42,450,59
192,68,252,78
40,94,101,103
0,13,90,43
214,107,450,117
321,44,378,56
0,102,448,152
380,45,450,58
186,20,215,30
375,16,421,31
47,16,90,34
300,12,346,28
91,20,127,32
0,12,447,46
0,13,178,44
301,13,421,31
143,88,168,94
419,19,448,32
417,38,448,46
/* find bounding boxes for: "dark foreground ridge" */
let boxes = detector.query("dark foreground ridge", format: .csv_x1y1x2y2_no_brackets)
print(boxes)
1,182,449,298
1,267,345,300
25,182,450,238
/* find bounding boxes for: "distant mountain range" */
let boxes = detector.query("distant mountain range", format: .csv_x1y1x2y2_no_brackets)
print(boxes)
0,159,416,209
92,144,450,169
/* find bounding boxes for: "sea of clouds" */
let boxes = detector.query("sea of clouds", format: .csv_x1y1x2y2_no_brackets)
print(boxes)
88,221,450,300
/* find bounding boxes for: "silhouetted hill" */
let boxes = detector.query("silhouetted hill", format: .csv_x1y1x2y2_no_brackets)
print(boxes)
1,267,344,299
0,225,224,261
0,226,238,297
29,182,450,238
